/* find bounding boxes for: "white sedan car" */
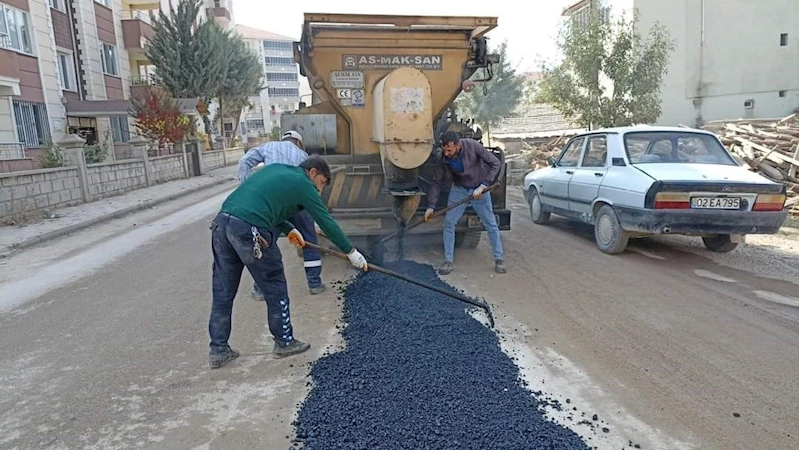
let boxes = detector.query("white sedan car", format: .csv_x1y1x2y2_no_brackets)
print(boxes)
523,126,789,254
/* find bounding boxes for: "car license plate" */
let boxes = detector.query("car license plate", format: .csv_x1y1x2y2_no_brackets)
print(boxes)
691,197,740,209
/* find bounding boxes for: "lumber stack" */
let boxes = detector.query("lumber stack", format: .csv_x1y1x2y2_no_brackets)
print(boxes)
701,113,799,216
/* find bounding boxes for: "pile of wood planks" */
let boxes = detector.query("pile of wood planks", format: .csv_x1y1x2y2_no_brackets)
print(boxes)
702,113,799,216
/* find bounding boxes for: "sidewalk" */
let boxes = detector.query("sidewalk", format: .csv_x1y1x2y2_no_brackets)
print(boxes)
0,165,238,256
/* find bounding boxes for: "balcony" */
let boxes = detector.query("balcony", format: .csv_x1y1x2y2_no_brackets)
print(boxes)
208,0,231,21
129,75,163,100
121,10,155,49
0,142,26,160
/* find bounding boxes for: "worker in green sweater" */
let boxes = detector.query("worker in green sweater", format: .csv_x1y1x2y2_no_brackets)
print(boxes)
208,155,368,369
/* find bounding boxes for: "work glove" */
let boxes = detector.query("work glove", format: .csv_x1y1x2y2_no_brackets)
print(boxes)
347,248,369,272
424,208,435,222
473,184,488,199
287,229,305,248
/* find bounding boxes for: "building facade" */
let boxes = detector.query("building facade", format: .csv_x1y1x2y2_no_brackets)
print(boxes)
236,24,301,136
562,0,799,127
0,0,232,170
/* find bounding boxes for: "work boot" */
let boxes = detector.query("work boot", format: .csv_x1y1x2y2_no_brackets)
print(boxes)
273,339,311,358
209,348,240,369
495,260,507,274
309,284,327,295
438,261,453,275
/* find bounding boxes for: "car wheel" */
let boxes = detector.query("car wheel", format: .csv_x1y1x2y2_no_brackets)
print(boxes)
455,231,482,249
702,234,739,253
529,188,550,225
594,205,629,254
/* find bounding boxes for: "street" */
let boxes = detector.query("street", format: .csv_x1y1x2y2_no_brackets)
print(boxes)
1,186,797,450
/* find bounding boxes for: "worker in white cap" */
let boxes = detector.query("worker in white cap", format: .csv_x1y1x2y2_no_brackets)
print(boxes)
237,130,327,296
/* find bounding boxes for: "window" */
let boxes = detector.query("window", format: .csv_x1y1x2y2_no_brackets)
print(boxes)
557,137,584,167
246,119,265,131
780,33,788,46
95,0,110,7
100,42,118,76
13,101,51,147
57,51,77,91
623,131,737,165
49,0,64,11
581,135,607,167
266,72,298,82
264,40,293,52
110,116,130,143
0,4,33,54
265,56,294,66
268,87,299,97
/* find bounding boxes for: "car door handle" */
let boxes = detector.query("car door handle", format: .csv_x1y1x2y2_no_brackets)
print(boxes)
565,170,574,175
594,172,604,177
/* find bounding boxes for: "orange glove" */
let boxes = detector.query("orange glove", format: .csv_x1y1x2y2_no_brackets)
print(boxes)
287,229,305,248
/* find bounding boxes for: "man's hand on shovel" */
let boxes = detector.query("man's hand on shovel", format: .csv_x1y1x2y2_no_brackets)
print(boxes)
287,229,305,248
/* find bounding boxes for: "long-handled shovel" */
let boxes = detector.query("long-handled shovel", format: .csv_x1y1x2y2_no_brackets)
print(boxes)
304,242,495,328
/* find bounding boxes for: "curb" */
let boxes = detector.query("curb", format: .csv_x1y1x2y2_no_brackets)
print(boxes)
5,177,237,254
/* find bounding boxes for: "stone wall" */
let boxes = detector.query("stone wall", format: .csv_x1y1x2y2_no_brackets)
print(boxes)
0,167,83,218
87,160,147,199
150,155,185,183
201,150,226,171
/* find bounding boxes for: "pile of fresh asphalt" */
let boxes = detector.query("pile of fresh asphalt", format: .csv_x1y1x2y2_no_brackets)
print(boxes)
291,260,590,450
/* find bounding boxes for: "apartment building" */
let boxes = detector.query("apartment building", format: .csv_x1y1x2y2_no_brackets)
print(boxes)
562,0,799,127
236,24,301,136
0,0,233,170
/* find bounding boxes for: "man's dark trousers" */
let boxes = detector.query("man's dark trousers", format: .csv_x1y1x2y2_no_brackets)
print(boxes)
252,209,322,298
209,213,295,356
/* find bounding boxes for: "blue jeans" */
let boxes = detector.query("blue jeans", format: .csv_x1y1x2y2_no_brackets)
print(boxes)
208,213,295,355
253,209,322,295
442,186,503,262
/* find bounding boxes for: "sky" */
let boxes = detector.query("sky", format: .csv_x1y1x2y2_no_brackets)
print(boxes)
232,0,577,73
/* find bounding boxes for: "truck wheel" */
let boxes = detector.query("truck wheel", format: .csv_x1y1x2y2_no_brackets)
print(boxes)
529,188,550,225
702,234,739,253
455,231,482,249
594,205,629,254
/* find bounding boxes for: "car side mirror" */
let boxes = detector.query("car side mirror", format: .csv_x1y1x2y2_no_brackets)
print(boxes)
546,156,557,167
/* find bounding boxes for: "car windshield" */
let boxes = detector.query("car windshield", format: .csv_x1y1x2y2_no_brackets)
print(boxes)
623,131,737,165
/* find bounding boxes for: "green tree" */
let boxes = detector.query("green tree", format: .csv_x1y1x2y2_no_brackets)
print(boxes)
214,25,264,144
144,0,226,145
537,1,674,129
455,41,526,131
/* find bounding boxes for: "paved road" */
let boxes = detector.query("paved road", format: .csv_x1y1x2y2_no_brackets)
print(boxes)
0,186,796,450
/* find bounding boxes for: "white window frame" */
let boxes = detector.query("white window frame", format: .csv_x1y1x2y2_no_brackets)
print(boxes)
110,116,130,143
48,0,65,13
100,42,119,77
0,3,34,55
13,100,51,148
56,50,77,92
94,0,110,7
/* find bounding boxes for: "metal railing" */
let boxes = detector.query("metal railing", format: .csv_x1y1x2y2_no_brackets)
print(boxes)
120,9,154,26
0,34,12,50
0,143,26,160
130,75,160,86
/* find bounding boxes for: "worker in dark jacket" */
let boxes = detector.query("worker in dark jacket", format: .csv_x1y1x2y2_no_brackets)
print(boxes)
208,155,368,369
425,131,505,275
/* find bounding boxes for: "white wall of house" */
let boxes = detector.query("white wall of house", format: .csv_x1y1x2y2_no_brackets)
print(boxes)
0,99,15,143
636,0,799,126
38,1,68,142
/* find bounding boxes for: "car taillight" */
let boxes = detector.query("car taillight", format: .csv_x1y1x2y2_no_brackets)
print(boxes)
752,194,786,211
653,192,690,209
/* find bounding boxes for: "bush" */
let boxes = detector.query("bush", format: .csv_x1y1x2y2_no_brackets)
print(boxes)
39,144,65,168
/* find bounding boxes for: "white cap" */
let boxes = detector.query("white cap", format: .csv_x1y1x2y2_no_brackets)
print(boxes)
282,130,303,144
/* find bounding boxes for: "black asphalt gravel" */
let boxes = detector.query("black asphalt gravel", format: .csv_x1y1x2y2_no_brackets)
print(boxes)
292,261,591,449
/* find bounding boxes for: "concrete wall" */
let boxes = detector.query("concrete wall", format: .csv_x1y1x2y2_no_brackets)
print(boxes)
636,0,799,126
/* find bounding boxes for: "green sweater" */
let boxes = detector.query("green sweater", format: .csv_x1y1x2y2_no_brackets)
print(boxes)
220,164,353,254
